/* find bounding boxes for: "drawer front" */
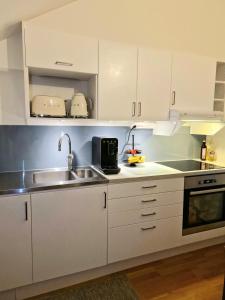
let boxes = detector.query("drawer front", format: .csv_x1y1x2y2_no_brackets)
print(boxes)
109,203,183,228
108,191,183,212
108,216,182,263
108,178,184,199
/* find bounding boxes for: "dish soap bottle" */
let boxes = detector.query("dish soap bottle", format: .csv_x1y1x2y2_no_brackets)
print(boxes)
200,140,207,161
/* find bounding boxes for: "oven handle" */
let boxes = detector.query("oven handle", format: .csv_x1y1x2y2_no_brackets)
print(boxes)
190,187,225,196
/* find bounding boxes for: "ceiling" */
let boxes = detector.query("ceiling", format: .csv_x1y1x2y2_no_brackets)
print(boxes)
0,0,74,40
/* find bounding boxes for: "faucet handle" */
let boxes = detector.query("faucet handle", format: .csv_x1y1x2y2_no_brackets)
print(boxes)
67,153,74,170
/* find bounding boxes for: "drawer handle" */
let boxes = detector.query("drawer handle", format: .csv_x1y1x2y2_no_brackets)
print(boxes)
142,185,157,189
55,61,73,67
25,202,28,221
141,212,156,217
141,226,156,231
141,199,157,203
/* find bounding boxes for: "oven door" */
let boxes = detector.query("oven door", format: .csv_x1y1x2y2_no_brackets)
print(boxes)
183,186,225,235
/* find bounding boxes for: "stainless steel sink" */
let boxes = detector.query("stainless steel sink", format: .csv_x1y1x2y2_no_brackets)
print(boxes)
33,170,77,184
73,168,98,179
33,167,105,186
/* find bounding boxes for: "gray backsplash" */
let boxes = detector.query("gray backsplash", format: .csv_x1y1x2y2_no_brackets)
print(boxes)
0,125,203,172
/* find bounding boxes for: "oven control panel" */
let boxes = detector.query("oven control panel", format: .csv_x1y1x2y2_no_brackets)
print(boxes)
198,179,217,185
185,173,225,189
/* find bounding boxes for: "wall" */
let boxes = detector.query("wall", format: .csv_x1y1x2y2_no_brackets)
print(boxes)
0,125,202,172
29,0,225,59
207,128,225,166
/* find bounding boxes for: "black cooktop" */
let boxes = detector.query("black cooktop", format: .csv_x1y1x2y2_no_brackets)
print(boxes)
156,160,224,172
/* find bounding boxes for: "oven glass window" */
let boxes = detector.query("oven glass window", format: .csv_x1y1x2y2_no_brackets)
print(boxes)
189,192,224,226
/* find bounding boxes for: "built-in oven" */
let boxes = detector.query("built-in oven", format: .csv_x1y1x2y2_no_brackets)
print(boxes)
183,173,225,235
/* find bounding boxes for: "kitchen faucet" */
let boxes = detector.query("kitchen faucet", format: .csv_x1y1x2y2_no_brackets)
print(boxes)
58,133,74,170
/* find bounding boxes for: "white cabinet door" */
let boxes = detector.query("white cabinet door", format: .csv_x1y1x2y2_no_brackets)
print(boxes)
171,53,216,114
98,40,137,121
137,48,172,121
31,186,107,282
25,26,98,74
0,194,32,291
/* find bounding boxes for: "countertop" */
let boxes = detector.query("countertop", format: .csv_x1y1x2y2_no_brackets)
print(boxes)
104,161,225,183
1,160,225,195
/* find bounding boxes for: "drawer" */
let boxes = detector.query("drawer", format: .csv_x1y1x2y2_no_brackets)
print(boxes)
108,216,182,263
108,178,184,199
108,191,183,212
109,203,183,228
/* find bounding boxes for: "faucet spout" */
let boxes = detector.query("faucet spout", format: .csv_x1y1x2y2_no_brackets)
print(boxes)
58,133,73,170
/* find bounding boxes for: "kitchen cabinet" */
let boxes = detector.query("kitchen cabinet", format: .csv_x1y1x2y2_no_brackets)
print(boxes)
171,53,216,115
24,25,98,74
108,178,184,263
137,48,172,121
31,186,107,282
98,41,172,122
0,194,32,291
98,40,138,121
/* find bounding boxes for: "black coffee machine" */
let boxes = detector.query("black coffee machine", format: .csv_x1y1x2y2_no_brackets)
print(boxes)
92,137,120,175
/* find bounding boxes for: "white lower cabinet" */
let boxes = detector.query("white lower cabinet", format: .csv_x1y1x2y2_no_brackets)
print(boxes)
31,186,107,282
108,178,184,263
0,194,32,292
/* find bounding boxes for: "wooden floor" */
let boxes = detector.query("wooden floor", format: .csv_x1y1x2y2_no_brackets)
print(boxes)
126,244,225,300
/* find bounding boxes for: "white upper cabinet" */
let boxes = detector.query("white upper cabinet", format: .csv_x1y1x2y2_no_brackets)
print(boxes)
137,48,172,121
171,53,216,114
0,194,32,291
24,25,98,74
98,40,138,121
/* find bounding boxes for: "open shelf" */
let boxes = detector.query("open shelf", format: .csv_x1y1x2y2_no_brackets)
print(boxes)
214,62,225,114
24,67,98,123
216,62,225,82
214,99,224,112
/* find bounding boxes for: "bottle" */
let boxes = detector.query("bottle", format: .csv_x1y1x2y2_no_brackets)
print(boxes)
200,140,207,161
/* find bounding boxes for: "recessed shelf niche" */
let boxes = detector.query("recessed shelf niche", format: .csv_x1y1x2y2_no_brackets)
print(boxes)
214,62,225,114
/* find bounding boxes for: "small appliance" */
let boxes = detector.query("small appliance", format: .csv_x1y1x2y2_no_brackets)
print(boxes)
92,137,120,175
70,93,88,118
31,95,66,117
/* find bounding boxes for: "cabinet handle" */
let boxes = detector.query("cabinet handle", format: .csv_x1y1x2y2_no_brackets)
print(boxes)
104,192,107,209
141,199,157,203
141,226,156,231
142,185,157,189
25,202,28,221
172,90,176,105
138,102,141,117
55,61,73,67
132,102,136,117
141,212,156,217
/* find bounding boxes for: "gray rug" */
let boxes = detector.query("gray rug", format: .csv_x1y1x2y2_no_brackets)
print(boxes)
26,274,139,300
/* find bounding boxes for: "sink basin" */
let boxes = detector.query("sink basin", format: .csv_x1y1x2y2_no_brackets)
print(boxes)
74,168,98,179
33,170,77,184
